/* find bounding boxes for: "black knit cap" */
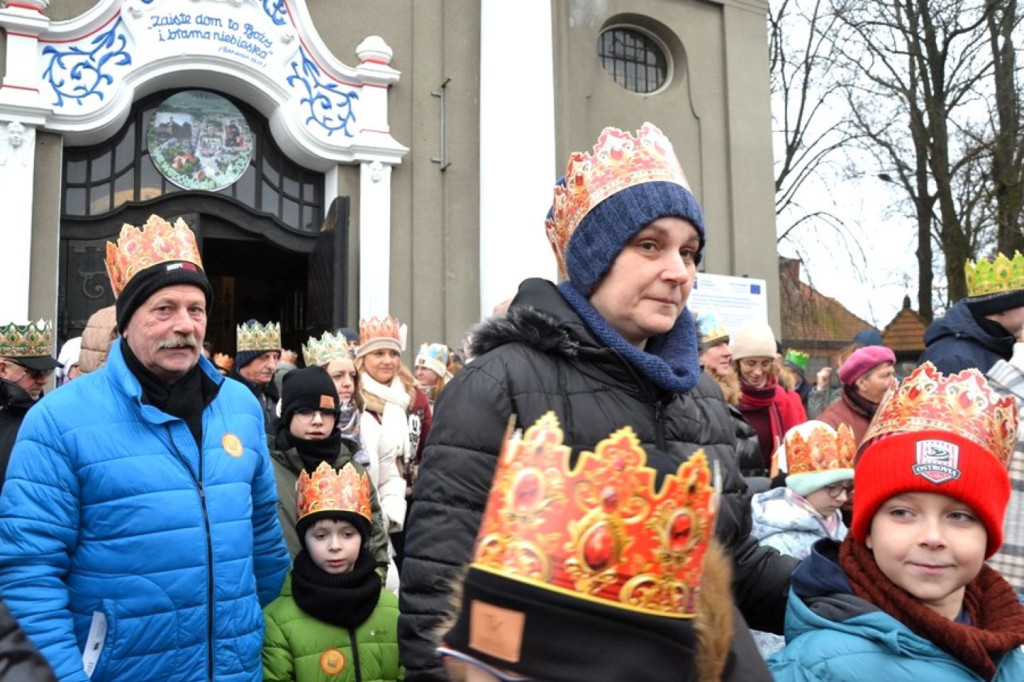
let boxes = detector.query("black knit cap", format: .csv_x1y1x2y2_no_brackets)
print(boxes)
966,289,1024,317
115,260,214,331
442,567,697,681
280,366,340,430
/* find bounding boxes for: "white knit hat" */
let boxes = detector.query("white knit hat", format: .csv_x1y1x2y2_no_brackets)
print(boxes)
729,322,776,360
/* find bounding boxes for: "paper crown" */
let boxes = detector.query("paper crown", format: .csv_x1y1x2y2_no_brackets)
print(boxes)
861,362,1018,467
236,321,281,353
105,215,204,297
0,320,54,358
414,342,451,379
212,352,234,372
302,330,351,367
296,461,373,525
784,349,809,372
785,422,856,475
695,311,729,347
965,251,1024,298
544,122,694,280
358,316,407,352
472,411,718,618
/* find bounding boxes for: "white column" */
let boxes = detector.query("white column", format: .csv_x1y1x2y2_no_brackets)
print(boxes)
359,159,392,318
0,121,37,321
479,0,557,319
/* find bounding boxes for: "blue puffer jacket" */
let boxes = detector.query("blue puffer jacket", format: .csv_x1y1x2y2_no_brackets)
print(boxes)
0,339,290,682
919,300,1015,375
768,540,1024,681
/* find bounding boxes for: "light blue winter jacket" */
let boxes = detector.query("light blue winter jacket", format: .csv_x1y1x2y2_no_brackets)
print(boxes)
750,486,847,657
768,540,1024,681
0,339,290,682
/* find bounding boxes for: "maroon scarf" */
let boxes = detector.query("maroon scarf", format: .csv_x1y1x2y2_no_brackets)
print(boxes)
840,536,1024,680
738,378,783,464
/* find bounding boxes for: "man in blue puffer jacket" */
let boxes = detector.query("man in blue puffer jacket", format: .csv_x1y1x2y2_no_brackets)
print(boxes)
0,215,290,682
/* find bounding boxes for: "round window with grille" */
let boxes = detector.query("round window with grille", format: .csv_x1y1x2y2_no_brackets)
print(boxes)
597,27,669,94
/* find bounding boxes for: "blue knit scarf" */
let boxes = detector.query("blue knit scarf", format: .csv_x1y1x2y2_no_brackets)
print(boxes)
557,281,700,394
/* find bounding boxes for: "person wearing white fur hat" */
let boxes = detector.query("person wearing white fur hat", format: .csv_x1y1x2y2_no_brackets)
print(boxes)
750,420,855,656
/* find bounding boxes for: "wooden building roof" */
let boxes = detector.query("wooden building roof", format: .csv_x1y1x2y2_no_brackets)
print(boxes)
880,296,927,354
778,257,876,349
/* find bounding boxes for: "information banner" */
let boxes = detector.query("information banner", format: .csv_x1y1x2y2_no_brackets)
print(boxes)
688,272,769,335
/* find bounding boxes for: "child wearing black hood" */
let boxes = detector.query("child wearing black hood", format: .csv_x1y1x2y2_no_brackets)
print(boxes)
268,367,390,580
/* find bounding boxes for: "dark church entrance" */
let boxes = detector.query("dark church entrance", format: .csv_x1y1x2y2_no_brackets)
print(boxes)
57,89,349,359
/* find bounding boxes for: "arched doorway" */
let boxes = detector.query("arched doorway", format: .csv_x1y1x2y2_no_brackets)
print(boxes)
57,89,348,356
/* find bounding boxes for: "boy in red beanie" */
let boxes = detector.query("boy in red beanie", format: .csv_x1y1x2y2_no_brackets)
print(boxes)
769,363,1024,681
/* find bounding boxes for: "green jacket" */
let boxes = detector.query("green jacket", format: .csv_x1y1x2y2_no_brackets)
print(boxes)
268,435,390,573
263,579,403,682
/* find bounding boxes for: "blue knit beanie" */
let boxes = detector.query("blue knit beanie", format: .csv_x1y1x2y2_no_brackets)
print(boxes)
562,180,706,295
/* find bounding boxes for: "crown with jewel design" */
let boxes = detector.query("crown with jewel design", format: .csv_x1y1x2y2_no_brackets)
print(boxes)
965,251,1024,299
302,331,351,367
784,349,809,372
296,460,373,525
695,311,729,348
356,316,407,357
0,320,54,358
472,411,718,618
105,215,203,297
861,362,1018,467
544,123,694,280
236,321,281,353
786,423,856,475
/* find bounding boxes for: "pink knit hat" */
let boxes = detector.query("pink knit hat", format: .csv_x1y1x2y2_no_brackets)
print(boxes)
838,345,895,386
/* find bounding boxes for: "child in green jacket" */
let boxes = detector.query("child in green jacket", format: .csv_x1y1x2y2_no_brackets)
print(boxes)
263,460,403,682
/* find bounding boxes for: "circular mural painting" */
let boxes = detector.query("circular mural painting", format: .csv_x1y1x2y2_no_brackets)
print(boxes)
147,91,254,191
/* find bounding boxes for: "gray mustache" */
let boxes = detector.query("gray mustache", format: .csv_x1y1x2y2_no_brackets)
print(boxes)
158,334,198,350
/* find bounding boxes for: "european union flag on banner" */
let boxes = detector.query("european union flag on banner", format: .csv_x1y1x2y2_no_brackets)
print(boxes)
750,284,762,294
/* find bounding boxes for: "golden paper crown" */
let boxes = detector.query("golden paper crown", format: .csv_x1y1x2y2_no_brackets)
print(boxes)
695,311,729,347
358,316,405,349
105,215,203,297
965,251,1024,298
786,423,856,475
0,320,54,358
236,321,281,353
302,331,350,367
296,461,373,524
472,412,718,618
862,362,1018,467
212,353,234,372
544,122,693,280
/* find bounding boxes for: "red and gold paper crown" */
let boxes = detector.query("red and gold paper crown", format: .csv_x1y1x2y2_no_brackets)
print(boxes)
965,251,1024,298
861,362,1018,467
358,316,406,351
472,411,718,618
236,321,281,353
544,122,693,280
302,330,350,367
212,352,234,372
786,423,856,475
296,461,373,524
0,320,54,358
105,215,203,297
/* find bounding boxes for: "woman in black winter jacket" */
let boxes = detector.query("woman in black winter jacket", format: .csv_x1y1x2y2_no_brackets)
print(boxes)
398,123,794,681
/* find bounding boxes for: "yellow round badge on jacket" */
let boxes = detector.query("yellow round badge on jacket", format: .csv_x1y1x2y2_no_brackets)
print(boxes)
320,649,346,675
222,433,243,458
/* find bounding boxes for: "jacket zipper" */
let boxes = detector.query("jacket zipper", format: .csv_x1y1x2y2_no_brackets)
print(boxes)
348,628,363,682
167,425,214,682
653,399,667,452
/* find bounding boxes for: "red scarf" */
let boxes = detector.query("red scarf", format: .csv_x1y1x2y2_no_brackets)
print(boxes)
738,379,784,463
840,536,1024,680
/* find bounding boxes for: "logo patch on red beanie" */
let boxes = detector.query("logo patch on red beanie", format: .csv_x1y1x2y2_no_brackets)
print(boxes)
911,439,961,484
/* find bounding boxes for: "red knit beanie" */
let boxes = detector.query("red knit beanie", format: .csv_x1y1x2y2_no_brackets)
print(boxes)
851,363,1018,559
